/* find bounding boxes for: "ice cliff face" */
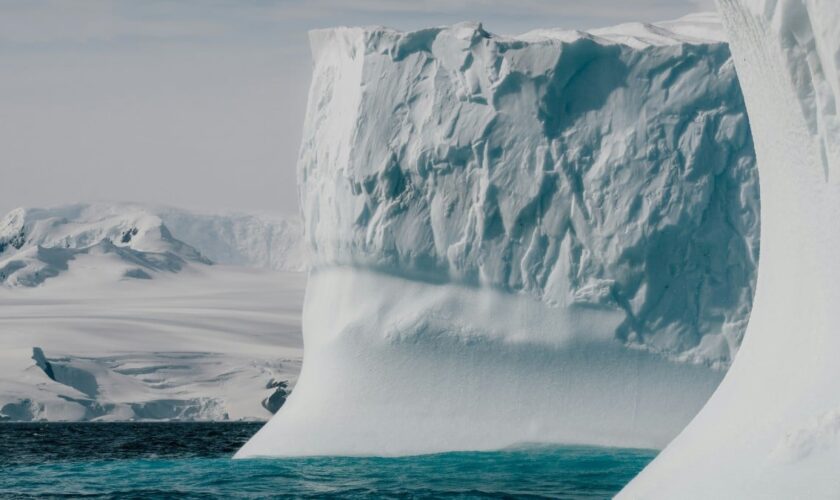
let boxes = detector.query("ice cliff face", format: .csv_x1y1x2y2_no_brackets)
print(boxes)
239,15,760,458
300,12,758,366
621,2,840,498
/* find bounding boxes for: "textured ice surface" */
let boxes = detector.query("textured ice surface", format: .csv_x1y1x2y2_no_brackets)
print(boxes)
299,14,758,367
620,1,840,498
239,15,759,457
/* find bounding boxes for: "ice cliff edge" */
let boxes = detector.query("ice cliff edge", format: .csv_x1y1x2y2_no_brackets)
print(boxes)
238,14,759,457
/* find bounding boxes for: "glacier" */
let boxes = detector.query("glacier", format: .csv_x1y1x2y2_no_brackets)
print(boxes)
0,268,305,422
0,203,306,421
620,1,840,498
238,14,760,457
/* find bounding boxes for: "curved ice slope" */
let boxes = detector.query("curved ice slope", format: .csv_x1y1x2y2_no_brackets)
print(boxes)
620,1,840,498
238,16,758,457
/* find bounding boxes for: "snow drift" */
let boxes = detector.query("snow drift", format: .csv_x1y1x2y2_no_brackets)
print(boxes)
238,14,759,457
620,1,840,498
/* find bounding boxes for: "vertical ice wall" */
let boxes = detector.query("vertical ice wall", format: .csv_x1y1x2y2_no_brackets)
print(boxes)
237,16,759,458
620,1,840,498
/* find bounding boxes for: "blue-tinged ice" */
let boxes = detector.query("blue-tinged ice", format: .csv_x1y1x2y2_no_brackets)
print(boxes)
238,13,760,458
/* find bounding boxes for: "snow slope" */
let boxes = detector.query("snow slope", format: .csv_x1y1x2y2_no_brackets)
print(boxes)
0,265,305,422
620,1,840,498
238,15,759,457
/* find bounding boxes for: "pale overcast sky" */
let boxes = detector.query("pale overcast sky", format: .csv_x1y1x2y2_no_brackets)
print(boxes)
0,0,715,216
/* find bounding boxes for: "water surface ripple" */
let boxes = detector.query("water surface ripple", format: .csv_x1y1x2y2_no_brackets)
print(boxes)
0,423,655,499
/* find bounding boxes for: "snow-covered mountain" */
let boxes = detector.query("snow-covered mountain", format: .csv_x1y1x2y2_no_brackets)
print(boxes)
0,202,306,422
0,203,304,287
621,1,840,497
239,14,760,457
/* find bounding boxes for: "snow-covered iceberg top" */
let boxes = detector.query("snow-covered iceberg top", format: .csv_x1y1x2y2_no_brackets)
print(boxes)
299,14,758,367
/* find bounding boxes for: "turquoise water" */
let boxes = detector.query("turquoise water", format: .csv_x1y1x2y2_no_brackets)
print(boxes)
0,423,655,499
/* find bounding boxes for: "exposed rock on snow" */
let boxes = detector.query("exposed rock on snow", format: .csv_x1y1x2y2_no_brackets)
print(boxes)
239,14,759,457
261,379,290,414
620,1,840,498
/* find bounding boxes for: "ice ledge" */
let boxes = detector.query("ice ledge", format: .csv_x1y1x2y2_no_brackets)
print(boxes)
309,13,727,63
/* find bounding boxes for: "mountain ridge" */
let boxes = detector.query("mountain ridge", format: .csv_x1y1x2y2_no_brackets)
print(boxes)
0,202,304,287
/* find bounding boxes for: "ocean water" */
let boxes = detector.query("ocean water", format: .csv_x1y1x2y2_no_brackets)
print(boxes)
0,423,655,499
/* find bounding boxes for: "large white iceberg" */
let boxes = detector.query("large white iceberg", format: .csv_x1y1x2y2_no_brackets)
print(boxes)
238,14,760,457
620,1,840,498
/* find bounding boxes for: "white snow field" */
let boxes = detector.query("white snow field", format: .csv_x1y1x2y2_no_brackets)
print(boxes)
0,203,305,421
620,1,840,498
238,14,760,457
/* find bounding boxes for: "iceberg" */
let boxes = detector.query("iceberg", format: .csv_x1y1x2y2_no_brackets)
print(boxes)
620,1,840,498
238,14,760,457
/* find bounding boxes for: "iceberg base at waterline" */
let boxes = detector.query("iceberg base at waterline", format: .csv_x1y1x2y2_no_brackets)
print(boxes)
236,268,723,457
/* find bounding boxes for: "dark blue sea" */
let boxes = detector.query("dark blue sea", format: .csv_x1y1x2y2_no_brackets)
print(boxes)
0,423,655,499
